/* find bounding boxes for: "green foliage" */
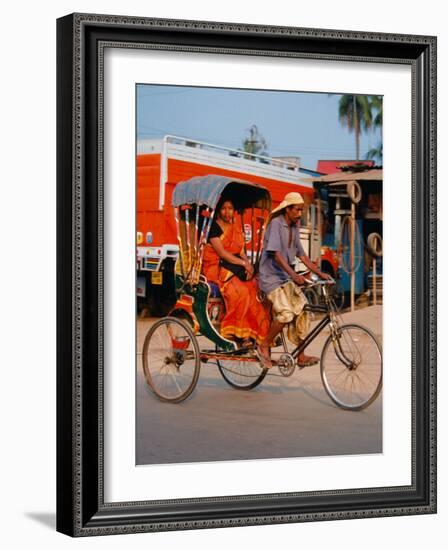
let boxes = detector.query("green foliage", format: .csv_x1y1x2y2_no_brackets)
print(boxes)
336,94,382,161
241,124,268,158
366,96,382,163
369,95,383,128
366,142,383,163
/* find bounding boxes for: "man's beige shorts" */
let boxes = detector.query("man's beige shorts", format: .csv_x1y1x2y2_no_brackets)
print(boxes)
267,280,309,343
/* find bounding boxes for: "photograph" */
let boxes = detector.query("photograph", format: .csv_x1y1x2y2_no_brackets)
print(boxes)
135,85,384,465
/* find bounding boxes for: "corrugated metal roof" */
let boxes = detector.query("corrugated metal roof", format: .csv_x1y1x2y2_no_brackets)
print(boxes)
305,169,383,184
316,159,375,174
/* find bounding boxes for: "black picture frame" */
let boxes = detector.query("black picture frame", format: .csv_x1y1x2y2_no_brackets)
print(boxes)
56,13,437,536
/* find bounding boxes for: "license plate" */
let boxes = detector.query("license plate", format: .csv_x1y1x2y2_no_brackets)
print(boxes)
151,272,163,285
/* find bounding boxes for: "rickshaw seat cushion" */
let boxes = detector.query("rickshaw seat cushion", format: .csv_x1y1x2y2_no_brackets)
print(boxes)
208,281,222,298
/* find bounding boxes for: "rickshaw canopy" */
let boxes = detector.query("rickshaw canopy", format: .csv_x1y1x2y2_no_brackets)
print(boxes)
171,175,272,211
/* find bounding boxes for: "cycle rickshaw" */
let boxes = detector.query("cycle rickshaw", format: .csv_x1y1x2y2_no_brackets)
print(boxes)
142,175,382,410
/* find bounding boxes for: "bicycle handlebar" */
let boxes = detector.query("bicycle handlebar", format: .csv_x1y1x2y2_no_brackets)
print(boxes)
302,273,335,287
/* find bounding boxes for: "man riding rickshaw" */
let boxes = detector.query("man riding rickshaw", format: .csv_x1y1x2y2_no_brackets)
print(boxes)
141,175,382,410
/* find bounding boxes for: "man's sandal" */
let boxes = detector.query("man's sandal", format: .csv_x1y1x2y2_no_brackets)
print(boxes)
256,346,273,369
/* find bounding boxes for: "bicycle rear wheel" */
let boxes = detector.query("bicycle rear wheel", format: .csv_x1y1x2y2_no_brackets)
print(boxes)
142,317,201,403
217,355,267,390
320,323,382,411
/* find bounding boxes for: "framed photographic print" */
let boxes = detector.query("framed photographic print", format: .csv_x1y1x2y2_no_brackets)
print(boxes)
56,13,436,536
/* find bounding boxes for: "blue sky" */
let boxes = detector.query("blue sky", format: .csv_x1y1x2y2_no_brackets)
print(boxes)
136,85,382,172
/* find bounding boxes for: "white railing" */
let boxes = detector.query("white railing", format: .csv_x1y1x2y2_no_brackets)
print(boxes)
157,135,306,209
162,134,301,171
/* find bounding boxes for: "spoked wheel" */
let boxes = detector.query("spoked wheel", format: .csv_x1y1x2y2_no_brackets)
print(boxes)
320,323,382,411
217,353,267,390
142,317,200,403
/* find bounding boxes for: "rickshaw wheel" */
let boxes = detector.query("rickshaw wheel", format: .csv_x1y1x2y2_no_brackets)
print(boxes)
142,317,201,403
217,353,267,390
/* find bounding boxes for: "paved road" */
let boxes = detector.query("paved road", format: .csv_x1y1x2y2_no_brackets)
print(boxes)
136,306,382,465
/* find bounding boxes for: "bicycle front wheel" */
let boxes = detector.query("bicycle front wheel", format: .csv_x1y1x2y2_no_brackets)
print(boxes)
142,317,201,403
320,323,382,411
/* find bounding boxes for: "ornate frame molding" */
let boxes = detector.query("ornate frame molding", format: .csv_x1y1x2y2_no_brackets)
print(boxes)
57,13,437,536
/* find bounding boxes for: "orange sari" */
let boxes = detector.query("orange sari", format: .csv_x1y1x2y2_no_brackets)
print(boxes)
202,222,270,344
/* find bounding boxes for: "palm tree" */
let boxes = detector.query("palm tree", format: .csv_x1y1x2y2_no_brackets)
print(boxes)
337,95,373,160
366,142,383,163
366,95,383,163
369,95,383,128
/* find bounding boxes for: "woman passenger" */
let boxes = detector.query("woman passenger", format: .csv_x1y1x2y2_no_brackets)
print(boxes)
202,197,270,347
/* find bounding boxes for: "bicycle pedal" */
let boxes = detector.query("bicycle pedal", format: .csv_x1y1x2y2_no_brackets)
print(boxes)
296,359,320,369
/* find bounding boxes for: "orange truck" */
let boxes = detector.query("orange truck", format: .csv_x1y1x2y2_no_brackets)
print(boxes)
136,135,319,315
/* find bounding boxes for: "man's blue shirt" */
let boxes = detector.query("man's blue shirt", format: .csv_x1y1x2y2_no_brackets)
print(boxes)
258,214,305,294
